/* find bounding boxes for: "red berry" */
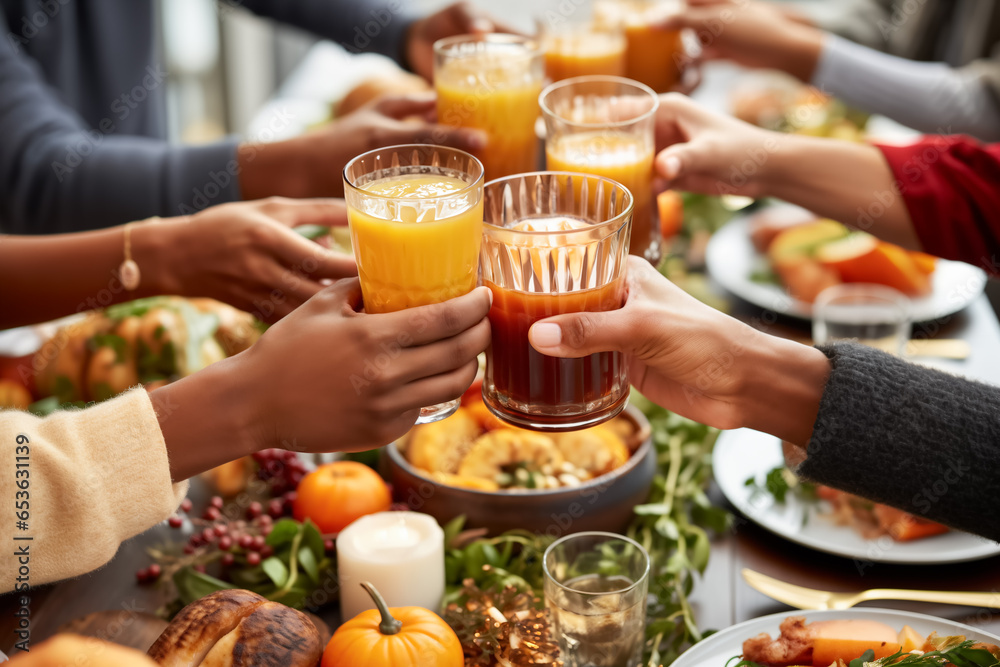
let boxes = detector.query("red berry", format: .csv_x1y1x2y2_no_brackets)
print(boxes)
221,553,235,567
189,534,204,547
203,507,221,521
168,516,183,529
289,471,305,487
201,528,216,543
246,552,261,566
210,496,224,509
183,544,196,555
283,491,298,505
135,568,148,583
268,499,284,518
148,564,161,579
252,535,266,551
218,535,233,551
246,502,263,519
260,524,273,537
193,564,206,574
180,498,193,513
213,524,228,537
260,545,274,558
238,534,254,550
324,539,334,552
257,514,273,526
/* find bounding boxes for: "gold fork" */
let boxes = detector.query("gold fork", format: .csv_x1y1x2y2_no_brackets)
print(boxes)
743,569,1000,610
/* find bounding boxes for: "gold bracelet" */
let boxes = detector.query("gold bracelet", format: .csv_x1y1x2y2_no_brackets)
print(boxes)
119,217,159,291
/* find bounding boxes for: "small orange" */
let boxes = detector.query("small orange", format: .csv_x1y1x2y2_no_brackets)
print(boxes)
292,461,391,534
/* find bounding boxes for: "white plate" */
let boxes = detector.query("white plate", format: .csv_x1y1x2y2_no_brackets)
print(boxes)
705,215,988,322
674,608,1000,667
713,428,1000,564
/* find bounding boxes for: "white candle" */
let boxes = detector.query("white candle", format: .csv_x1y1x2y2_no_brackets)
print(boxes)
336,511,445,620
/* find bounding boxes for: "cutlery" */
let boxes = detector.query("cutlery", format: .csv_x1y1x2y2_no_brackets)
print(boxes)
742,569,1000,610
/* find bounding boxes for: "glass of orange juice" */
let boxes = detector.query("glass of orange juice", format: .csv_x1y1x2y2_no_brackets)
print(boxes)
481,172,633,432
541,75,660,264
539,18,626,83
434,34,544,181
594,0,685,93
343,144,485,424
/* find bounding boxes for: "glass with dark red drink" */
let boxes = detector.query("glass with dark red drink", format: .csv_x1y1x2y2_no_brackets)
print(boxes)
481,172,633,431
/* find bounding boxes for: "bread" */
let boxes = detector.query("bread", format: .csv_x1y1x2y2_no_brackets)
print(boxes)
148,590,321,667
10,634,158,666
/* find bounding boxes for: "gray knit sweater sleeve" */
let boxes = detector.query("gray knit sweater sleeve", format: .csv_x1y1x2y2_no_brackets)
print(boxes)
797,342,1000,541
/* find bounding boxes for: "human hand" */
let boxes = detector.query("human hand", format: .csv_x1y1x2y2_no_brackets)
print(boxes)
241,281,492,454
653,93,782,198
527,257,828,444
405,2,511,80
149,197,356,322
659,0,823,81
239,95,488,200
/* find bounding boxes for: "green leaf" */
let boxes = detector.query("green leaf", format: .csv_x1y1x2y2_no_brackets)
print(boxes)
266,519,301,548
261,556,290,587
53,375,77,403
301,519,325,561
443,515,467,548
173,567,234,605
298,545,320,583
294,224,332,241
90,333,129,363
634,503,671,516
27,396,61,417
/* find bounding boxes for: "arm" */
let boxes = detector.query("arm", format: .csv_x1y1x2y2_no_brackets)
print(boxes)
654,94,921,249
528,258,1000,540
0,198,356,328
813,35,1000,141
2,281,491,587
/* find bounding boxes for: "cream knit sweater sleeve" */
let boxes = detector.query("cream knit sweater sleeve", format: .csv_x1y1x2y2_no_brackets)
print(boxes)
1,388,188,588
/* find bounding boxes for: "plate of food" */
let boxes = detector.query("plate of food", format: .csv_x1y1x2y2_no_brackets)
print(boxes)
712,428,1000,564
673,608,1000,667
705,207,987,321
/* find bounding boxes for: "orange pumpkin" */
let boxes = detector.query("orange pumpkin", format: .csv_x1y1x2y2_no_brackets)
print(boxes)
292,461,391,534
322,582,463,667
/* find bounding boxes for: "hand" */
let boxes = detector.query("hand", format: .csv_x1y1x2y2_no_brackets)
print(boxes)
242,281,492,454
653,93,781,198
238,95,488,200
147,197,357,322
405,2,509,80
527,257,829,444
154,282,492,481
659,0,824,81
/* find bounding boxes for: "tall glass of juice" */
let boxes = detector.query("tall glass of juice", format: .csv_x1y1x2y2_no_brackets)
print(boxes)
481,172,633,432
344,144,485,424
594,0,686,93
541,75,660,264
434,34,544,181
540,20,626,82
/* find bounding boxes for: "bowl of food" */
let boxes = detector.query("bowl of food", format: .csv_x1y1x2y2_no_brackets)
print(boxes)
384,390,655,536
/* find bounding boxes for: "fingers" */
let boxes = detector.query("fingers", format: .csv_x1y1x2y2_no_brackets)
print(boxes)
528,308,633,359
267,224,358,282
396,123,489,153
255,197,349,228
448,1,497,34
383,286,493,347
394,316,490,384
394,358,481,413
374,93,437,120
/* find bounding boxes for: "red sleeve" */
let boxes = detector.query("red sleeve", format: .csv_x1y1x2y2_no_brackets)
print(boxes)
876,136,1000,273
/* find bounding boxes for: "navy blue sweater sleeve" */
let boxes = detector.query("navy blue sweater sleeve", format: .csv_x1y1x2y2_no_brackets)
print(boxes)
0,12,241,234
238,0,418,63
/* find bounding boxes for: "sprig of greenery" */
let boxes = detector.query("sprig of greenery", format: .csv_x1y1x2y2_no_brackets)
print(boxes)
745,465,818,526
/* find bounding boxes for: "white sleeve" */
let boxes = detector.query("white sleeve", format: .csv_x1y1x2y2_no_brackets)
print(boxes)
811,34,1000,142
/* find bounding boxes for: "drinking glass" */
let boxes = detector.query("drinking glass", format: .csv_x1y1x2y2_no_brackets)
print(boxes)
343,144,485,424
544,532,651,667
541,76,660,263
434,34,545,181
538,14,626,83
481,172,632,432
813,284,912,355
594,0,686,93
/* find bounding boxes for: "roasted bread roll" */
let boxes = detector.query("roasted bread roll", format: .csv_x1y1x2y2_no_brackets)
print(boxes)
148,589,321,667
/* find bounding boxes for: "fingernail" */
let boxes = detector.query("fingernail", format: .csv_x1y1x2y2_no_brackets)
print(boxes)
660,155,681,179
468,131,489,149
531,323,562,348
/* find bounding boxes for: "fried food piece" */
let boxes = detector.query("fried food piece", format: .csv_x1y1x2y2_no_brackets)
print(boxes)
406,408,481,474
551,426,629,477
742,616,815,667
458,429,564,480
430,471,500,492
